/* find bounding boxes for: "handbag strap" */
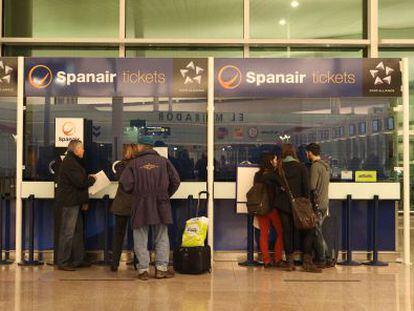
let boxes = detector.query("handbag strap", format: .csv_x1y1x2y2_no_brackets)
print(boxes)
280,165,295,203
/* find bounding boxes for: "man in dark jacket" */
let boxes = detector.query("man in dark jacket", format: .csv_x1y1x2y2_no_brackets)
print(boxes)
56,140,95,271
120,136,180,281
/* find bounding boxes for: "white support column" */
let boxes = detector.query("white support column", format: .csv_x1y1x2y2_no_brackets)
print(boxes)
119,0,126,57
402,58,411,265
367,0,379,57
15,56,24,264
243,0,249,58
0,0,3,55
207,57,215,261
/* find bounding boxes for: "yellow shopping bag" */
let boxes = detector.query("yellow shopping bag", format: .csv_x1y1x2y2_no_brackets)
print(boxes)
181,216,209,247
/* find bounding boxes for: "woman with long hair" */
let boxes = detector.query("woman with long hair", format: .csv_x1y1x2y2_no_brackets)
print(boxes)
254,153,285,268
110,144,139,272
268,144,321,273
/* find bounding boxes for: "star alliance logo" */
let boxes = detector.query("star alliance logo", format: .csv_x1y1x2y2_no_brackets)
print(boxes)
180,61,204,85
370,61,394,86
0,61,14,84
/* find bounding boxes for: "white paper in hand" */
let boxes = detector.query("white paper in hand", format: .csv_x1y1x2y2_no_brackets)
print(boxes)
88,170,111,195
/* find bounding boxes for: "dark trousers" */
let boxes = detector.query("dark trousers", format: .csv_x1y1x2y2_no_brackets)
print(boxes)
111,215,129,267
279,211,316,256
57,206,85,267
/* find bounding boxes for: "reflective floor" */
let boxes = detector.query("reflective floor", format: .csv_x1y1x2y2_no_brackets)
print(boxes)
0,262,413,311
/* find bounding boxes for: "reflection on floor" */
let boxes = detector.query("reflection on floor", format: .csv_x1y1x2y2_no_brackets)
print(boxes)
0,262,412,311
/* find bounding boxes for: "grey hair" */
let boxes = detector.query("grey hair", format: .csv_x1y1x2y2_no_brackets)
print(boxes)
67,139,83,152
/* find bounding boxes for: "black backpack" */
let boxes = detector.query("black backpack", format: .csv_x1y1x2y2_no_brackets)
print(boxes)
246,182,271,215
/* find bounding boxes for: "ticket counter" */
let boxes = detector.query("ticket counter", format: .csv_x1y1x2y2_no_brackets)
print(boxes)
9,57,411,265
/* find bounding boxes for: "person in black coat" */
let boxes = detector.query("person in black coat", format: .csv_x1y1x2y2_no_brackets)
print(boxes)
110,144,139,272
55,140,96,271
265,144,321,273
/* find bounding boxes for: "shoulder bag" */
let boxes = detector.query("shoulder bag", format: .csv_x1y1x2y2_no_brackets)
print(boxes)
280,166,318,230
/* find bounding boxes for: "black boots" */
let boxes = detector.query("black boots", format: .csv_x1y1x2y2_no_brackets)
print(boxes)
286,255,296,272
303,255,322,273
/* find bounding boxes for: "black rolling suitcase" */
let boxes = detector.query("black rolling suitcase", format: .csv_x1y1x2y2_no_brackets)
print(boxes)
173,245,211,274
173,191,211,274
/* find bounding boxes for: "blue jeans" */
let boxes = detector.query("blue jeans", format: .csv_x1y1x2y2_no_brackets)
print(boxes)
57,206,85,267
314,210,330,262
133,224,170,273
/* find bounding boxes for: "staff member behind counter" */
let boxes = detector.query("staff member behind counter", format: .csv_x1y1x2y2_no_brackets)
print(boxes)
55,139,96,271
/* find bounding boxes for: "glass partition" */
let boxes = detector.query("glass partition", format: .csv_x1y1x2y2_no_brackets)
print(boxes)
214,97,400,182
126,0,243,39
0,97,17,197
250,0,363,39
23,97,207,182
379,0,414,39
4,0,119,38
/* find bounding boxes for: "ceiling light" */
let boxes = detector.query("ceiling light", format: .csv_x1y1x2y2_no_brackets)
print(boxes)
291,1,300,8
279,19,287,26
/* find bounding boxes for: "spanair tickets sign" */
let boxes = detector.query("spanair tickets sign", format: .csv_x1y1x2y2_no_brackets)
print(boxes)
25,58,208,97
25,58,401,98
55,118,84,147
215,58,402,98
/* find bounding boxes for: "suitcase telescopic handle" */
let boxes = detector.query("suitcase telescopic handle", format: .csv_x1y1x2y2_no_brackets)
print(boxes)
196,191,209,217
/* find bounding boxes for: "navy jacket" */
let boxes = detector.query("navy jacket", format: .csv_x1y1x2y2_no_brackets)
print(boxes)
119,149,181,228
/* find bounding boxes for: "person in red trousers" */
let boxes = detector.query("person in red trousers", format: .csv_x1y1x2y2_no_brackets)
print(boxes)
254,153,285,268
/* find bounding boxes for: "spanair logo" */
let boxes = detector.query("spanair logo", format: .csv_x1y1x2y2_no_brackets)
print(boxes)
0,61,14,84
28,65,53,89
62,122,76,136
370,61,394,86
180,61,204,85
217,65,242,90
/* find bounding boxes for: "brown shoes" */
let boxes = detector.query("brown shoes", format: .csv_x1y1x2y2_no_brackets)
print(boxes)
138,269,174,280
303,255,322,273
155,269,175,279
57,265,76,272
137,271,150,281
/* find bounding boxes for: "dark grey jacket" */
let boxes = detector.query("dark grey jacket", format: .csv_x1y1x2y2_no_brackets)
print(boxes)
310,160,330,212
56,152,95,208
110,160,133,216
119,150,181,228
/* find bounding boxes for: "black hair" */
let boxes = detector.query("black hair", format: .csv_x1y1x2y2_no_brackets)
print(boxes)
306,143,321,156
259,152,276,172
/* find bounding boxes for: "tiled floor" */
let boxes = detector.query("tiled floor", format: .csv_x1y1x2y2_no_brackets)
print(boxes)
0,262,413,311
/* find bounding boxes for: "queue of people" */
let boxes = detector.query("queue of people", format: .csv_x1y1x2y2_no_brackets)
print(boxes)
55,137,181,281
55,137,331,278
254,143,333,273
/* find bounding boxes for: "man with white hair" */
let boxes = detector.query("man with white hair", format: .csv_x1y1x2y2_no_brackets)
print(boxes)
56,139,96,271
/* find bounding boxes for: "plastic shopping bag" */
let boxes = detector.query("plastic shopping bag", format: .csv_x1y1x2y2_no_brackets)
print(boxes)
181,216,209,247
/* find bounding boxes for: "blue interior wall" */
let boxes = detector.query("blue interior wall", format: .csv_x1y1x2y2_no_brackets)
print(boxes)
1,198,395,253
